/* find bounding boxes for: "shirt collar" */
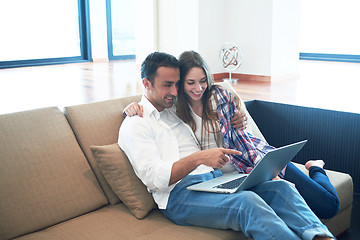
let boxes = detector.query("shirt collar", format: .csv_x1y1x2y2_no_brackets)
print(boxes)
139,95,179,122
139,95,161,120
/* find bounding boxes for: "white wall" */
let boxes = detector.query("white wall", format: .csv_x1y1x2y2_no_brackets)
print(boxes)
89,0,301,80
156,0,301,80
134,0,157,65
157,0,199,58
197,0,228,74
271,0,301,78
223,0,273,76
89,0,108,61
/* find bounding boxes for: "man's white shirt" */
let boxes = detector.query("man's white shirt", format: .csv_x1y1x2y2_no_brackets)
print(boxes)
119,96,213,209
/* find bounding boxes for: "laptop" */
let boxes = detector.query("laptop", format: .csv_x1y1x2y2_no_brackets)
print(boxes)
187,140,307,193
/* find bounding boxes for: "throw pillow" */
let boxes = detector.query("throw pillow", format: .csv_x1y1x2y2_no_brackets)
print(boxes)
90,143,156,219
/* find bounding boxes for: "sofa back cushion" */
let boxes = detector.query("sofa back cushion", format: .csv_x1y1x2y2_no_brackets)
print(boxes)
0,107,107,240
64,95,141,204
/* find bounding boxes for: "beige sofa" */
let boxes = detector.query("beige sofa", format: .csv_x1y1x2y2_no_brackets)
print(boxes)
0,93,353,240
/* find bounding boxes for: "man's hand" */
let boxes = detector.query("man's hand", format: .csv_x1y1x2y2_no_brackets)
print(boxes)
169,148,242,185
231,110,247,130
123,102,144,117
196,148,242,169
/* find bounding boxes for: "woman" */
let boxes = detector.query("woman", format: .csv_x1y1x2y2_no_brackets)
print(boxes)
125,50,340,219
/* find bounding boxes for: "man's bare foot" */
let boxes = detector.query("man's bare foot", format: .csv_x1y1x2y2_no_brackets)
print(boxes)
305,160,325,170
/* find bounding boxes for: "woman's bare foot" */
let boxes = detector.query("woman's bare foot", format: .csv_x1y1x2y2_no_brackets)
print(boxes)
305,160,325,170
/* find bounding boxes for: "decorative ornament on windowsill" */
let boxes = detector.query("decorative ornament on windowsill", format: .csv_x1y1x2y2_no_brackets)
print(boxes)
219,42,243,83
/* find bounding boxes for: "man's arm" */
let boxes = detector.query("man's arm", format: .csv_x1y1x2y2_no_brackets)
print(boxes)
169,148,242,185
230,110,247,130
119,116,174,191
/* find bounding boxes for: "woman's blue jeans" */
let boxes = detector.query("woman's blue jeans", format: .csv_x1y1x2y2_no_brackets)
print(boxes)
284,162,340,219
161,170,334,240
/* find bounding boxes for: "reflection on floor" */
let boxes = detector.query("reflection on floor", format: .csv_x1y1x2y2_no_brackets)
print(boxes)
230,60,360,114
0,60,142,115
1,60,359,115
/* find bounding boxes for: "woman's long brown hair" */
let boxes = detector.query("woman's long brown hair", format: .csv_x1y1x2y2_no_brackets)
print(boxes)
176,51,221,149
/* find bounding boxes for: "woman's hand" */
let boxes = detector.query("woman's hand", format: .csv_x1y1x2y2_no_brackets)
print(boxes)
231,110,247,130
123,102,144,117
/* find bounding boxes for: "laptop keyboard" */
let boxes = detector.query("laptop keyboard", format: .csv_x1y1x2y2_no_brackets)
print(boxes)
213,176,247,189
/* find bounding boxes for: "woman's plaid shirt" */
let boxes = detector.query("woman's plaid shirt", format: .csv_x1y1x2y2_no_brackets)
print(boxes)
213,86,285,177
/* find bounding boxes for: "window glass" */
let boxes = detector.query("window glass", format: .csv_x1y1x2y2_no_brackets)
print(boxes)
110,0,135,57
300,0,360,55
0,0,81,61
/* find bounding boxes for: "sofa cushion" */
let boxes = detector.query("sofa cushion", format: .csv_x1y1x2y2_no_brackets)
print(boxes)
0,107,107,240
91,143,156,219
14,204,248,240
64,95,142,205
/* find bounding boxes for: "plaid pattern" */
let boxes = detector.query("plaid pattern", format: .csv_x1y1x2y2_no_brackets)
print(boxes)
213,87,285,177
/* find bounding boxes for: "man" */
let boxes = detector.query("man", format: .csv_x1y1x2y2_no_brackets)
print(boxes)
119,52,334,240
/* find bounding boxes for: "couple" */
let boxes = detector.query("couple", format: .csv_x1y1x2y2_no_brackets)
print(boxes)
119,51,337,239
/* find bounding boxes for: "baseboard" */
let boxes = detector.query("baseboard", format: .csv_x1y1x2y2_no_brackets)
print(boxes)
212,72,271,82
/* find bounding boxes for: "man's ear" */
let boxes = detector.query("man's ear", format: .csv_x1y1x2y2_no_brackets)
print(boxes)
143,78,152,90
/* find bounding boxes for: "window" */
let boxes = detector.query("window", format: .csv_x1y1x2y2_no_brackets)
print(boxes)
0,0,91,68
300,0,360,62
106,0,136,60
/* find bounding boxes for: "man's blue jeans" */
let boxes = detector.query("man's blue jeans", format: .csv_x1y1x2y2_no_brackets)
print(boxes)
161,170,334,240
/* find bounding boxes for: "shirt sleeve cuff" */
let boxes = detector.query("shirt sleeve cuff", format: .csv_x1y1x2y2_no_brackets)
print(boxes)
154,161,175,190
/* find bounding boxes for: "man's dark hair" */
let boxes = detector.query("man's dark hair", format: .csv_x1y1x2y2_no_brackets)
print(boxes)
141,52,179,84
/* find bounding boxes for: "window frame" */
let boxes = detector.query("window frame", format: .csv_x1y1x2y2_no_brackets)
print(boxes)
300,53,360,63
105,0,135,61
